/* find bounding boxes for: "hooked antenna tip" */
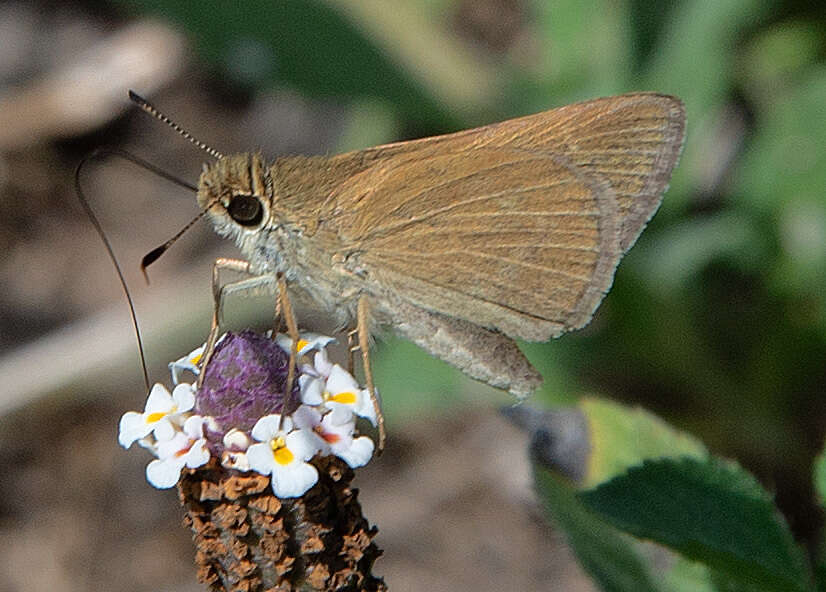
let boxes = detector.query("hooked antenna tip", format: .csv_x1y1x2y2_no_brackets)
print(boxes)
128,90,150,109
140,244,167,284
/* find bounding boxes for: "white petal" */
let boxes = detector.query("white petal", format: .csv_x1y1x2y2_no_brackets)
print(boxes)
277,332,336,356
251,415,292,441
184,439,211,468
271,462,318,498
155,431,189,459
118,411,150,448
169,347,202,384
222,450,250,471
223,428,250,451
186,343,206,364
321,412,354,441
301,333,336,354
146,456,186,488
171,383,196,412
204,416,221,433
326,405,355,426
326,365,360,395
286,429,324,461
313,348,333,377
247,442,276,474
137,437,159,456
182,415,205,439
355,389,379,426
274,333,293,353
292,405,321,430
299,375,324,405
152,417,177,441
144,384,174,413
336,436,374,468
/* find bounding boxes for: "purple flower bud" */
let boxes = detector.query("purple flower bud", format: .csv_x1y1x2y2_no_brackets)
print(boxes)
196,330,301,437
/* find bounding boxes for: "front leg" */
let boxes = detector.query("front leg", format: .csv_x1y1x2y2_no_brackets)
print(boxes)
277,274,301,419
358,295,386,452
197,258,277,388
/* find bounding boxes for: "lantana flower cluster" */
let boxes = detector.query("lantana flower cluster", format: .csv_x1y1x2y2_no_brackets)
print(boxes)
119,330,377,498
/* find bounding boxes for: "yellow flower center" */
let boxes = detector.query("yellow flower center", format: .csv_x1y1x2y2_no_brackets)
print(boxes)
323,390,356,404
270,435,293,465
146,405,175,424
190,352,203,365
296,339,309,352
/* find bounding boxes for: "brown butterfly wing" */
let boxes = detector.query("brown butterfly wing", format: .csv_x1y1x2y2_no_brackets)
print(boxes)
327,93,685,341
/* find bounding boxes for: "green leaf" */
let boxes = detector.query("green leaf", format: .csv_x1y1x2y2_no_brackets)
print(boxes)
814,443,826,511
534,467,663,592
580,457,810,592
581,397,707,487
735,69,826,216
116,0,454,128
663,558,716,592
633,212,767,292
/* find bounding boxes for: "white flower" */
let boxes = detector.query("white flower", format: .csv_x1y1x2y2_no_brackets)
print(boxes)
222,428,250,451
246,415,325,498
221,450,250,471
293,405,374,469
309,348,334,378
168,335,227,384
169,344,206,384
275,332,336,357
321,413,375,468
145,415,211,489
301,364,378,426
119,383,196,448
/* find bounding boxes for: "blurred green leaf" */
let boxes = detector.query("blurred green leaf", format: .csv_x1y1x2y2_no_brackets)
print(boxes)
335,98,400,152
116,0,454,128
535,467,663,592
739,20,822,109
371,336,463,422
735,69,826,216
642,0,770,111
516,0,632,111
641,0,772,205
663,558,716,592
581,397,707,487
580,457,811,592
634,211,767,293
814,443,826,512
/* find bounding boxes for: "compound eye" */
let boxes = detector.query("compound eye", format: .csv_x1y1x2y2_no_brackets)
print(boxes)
227,194,263,227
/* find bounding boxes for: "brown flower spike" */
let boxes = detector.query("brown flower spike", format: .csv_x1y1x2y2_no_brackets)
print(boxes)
119,329,384,591
179,456,385,591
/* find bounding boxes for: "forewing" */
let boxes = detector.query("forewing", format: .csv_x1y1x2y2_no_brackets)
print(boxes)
328,93,684,341
498,93,686,250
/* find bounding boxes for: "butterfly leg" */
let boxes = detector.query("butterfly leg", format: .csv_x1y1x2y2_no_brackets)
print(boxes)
196,259,294,392
393,301,543,398
199,258,254,388
346,327,358,374
276,274,301,421
358,295,386,452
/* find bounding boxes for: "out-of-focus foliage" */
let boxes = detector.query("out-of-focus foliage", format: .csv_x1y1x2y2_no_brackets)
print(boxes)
535,398,817,592
118,0,826,565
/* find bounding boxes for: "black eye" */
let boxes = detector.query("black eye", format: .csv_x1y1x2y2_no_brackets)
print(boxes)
227,194,263,227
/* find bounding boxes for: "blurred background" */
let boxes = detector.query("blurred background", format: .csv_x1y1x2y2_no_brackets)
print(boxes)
0,0,824,590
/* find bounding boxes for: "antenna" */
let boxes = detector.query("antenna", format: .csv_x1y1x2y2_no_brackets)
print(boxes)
128,90,225,160
141,201,218,282
74,148,200,391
